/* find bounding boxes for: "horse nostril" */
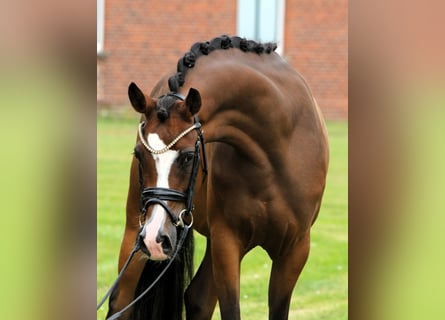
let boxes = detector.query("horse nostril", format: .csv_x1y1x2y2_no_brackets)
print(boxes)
156,232,173,254
162,236,173,254
136,228,152,257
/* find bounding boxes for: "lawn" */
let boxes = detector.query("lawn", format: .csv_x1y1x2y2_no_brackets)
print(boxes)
97,113,348,320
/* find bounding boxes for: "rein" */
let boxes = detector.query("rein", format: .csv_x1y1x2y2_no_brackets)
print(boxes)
104,224,192,320
97,93,207,319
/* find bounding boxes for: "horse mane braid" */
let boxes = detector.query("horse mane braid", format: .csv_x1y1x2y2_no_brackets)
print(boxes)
168,35,278,92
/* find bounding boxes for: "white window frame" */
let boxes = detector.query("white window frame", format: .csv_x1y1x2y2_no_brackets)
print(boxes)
97,0,105,53
237,0,286,55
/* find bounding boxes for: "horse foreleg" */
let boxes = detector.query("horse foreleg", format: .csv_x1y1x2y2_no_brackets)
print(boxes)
185,238,217,320
210,227,242,320
106,227,146,320
268,232,311,320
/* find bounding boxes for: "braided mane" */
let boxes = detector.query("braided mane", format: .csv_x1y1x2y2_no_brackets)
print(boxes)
168,35,277,92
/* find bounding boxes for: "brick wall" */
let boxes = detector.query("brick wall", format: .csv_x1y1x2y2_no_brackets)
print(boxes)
98,0,236,107
285,0,348,119
98,0,348,119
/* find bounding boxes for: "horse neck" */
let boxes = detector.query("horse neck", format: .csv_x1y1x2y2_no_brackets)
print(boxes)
182,62,287,155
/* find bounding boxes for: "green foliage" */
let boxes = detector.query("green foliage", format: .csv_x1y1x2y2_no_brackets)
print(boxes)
97,115,347,319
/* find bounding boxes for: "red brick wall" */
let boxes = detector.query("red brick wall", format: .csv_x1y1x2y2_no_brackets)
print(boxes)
98,0,348,119
285,0,348,119
98,0,236,107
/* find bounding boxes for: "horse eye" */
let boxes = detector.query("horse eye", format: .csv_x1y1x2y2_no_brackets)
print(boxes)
178,151,194,168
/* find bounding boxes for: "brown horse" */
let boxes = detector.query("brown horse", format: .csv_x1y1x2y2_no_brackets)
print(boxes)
106,35,329,320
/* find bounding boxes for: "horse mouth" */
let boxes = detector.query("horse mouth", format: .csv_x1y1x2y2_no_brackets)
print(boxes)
138,230,176,261
159,234,173,256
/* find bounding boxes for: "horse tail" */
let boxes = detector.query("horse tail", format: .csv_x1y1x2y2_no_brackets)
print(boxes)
132,228,194,320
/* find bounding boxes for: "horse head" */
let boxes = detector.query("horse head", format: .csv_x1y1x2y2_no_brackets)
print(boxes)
128,82,202,261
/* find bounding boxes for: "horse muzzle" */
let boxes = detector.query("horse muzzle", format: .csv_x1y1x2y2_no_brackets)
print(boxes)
139,205,178,261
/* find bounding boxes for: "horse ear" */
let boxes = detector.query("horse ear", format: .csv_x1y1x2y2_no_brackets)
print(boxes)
185,87,201,115
128,82,154,113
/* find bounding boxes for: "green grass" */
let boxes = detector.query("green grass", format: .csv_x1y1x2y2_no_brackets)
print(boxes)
97,114,348,319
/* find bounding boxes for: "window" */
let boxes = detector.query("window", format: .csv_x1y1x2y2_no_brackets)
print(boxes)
237,0,285,54
97,0,105,53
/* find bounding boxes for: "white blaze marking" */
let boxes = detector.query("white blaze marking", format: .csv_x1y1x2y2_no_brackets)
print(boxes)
143,133,178,260
147,133,178,188
144,205,166,259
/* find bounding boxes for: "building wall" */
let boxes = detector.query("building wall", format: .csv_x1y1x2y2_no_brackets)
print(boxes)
98,0,348,119
285,0,348,119
98,0,236,107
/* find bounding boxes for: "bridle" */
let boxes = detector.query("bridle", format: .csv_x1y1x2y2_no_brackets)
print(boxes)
97,92,207,319
137,113,207,228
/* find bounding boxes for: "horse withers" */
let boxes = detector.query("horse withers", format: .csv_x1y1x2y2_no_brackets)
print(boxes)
106,35,329,320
